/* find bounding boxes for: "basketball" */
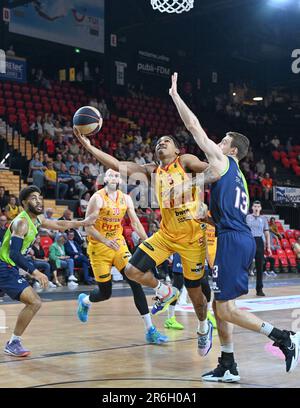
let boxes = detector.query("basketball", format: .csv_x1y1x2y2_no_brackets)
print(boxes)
73,106,103,137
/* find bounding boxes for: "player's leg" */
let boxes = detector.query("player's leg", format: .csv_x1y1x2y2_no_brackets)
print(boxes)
206,232,300,379
77,243,113,322
165,271,184,330
179,241,213,357
201,272,217,329
2,270,42,357
125,232,180,315
202,300,239,382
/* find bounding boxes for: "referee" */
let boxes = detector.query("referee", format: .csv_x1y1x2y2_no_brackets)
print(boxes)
246,201,272,297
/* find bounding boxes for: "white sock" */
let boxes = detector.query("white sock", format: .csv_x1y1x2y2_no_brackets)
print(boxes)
154,281,170,298
168,305,176,319
260,322,274,337
9,334,21,344
221,343,234,353
197,319,208,334
142,313,153,331
82,295,91,306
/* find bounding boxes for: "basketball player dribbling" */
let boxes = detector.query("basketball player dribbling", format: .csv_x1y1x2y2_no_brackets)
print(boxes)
73,126,219,357
169,72,300,382
77,168,168,344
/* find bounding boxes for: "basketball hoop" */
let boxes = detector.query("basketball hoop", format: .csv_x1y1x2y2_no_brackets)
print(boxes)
151,0,194,14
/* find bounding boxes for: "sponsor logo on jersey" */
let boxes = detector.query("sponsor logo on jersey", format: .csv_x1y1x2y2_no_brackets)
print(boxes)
142,242,155,251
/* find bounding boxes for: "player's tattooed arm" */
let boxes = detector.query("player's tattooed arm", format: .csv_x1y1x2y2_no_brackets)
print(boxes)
202,164,221,184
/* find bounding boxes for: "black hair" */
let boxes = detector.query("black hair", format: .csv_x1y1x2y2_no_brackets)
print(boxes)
156,135,181,150
19,185,41,206
253,200,261,206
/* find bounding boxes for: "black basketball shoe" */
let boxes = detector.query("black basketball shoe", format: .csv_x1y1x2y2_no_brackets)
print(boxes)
202,358,240,383
273,331,300,373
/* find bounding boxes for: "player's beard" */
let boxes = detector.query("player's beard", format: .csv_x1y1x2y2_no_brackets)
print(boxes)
106,183,119,192
28,202,44,215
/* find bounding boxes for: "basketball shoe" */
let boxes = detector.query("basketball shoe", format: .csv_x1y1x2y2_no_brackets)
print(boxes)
4,340,30,357
151,287,180,316
273,331,300,373
77,293,90,322
207,311,217,329
146,326,169,344
164,316,184,330
198,320,213,357
202,358,240,383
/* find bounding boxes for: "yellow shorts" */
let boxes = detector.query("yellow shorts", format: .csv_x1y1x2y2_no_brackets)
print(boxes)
139,230,206,281
207,239,217,269
87,239,131,283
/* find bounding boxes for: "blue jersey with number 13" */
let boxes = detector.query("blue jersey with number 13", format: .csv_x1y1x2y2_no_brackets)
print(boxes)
210,156,251,235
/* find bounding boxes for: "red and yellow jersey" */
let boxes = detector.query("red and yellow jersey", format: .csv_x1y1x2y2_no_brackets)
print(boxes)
155,156,206,244
89,188,128,243
205,215,217,268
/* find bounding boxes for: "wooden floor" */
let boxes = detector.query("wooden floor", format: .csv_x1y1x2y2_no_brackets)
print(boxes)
0,285,299,388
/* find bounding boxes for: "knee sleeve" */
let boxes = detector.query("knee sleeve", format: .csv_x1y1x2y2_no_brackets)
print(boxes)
173,272,184,291
124,275,149,316
89,280,112,302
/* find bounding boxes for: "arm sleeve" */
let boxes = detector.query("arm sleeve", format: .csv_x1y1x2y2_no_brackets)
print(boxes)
9,236,36,274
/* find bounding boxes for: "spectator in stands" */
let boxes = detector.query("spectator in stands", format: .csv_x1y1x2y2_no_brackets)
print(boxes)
88,156,101,177
64,231,94,285
58,209,84,247
66,154,79,173
5,195,21,221
69,139,80,156
43,132,56,157
53,153,64,172
80,192,91,216
81,165,96,192
261,173,273,201
69,165,87,198
269,217,282,250
0,186,9,213
57,163,75,197
148,222,159,237
256,159,266,175
29,152,45,190
63,121,73,141
292,238,300,260
264,253,277,277
44,117,55,137
28,236,56,288
55,135,68,156
78,156,89,173
44,208,55,220
49,233,78,287
29,115,43,144
44,161,68,199
144,146,153,163
54,120,63,138
270,135,280,149
42,153,50,167
134,151,146,165
125,142,135,160
115,143,127,161
98,98,110,119
0,215,8,244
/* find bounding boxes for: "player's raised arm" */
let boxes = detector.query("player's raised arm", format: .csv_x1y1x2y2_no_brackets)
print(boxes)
39,214,94,231
169,73,227,171
73,127,152,178
84,193,120,251
125,195,148,241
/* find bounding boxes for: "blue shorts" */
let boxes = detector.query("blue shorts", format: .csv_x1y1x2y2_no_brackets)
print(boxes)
172,253,183,273
0,261,30,300
212,231,256,301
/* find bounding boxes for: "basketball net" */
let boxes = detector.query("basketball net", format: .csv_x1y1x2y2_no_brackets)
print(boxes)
151,0,194,14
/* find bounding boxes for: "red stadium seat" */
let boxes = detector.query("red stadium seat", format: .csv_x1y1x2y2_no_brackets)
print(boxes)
285,230,295,239
280,238,290,249
294,230,300,240
40,236,53,257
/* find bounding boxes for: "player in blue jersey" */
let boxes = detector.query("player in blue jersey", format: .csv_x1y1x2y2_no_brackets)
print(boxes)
170,72,300,382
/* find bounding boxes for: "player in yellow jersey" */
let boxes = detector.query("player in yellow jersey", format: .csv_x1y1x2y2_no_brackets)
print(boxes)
74,126,220,357
77,169,168,344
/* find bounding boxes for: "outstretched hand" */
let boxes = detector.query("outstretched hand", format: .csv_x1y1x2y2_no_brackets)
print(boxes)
73,126,91,149
169,72,178,98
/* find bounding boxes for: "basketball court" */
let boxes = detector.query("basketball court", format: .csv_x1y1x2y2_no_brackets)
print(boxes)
0,275,299,388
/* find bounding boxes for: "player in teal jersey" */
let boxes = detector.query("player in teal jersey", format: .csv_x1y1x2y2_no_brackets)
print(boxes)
0,185,92,357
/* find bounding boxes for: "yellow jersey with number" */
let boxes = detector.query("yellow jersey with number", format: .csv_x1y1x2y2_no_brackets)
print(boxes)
155,156,205,244
89,189,127,243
